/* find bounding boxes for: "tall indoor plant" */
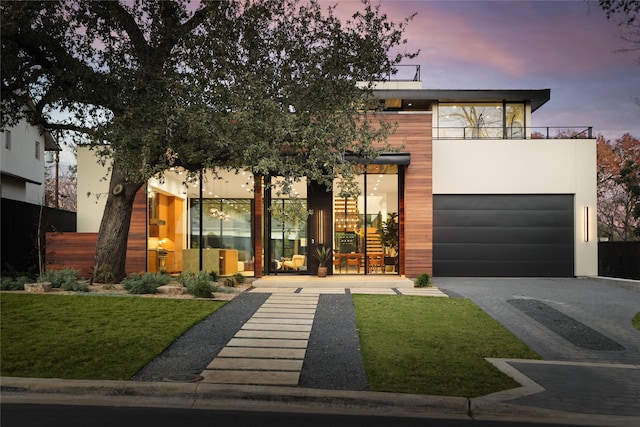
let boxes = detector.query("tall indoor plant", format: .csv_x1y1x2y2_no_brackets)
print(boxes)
312,246,331,277
378,212,399,271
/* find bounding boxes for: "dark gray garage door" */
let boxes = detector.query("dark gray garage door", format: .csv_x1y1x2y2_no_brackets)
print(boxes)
433,194,574,277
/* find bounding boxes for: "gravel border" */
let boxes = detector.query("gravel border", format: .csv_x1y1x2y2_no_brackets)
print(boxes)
507,298,625,351
132,292,269,381
299,293,369,391
132,291,369,390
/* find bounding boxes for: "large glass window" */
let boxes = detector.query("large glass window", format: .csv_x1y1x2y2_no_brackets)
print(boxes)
333,165,398,275
184,169,255,276
190,198,252,253
268,178,308,273
437,102,525,139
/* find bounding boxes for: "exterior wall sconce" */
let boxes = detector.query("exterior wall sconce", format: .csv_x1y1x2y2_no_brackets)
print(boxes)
584,206,589,242
318,209,324,245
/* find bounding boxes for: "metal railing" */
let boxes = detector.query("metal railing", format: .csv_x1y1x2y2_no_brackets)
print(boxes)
381,64,421,82
433,126,593,140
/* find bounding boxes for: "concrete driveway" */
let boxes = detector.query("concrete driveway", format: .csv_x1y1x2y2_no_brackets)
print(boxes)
434,277,640,418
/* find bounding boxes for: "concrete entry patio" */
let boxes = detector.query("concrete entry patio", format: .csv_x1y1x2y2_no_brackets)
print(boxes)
252,274,414,289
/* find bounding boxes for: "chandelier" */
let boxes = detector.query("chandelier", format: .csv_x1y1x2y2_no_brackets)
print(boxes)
209,207,230,221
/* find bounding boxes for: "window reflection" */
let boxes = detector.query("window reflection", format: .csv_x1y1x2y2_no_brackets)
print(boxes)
438,102,525,139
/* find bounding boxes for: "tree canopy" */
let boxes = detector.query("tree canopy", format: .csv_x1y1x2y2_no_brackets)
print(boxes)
1,0,417,279
597,133,640,240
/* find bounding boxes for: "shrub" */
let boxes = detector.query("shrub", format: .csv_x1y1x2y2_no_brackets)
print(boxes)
179,272,214,298
415,273,432,288
208,270,218,282
122,272,170,294
66,282,89,292
0,275,33,291
231,272,245,286
223,277,235,287
38,268,83,290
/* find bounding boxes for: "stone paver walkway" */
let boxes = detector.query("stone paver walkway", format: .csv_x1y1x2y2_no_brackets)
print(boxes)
201,293,318,386
200,286,448,387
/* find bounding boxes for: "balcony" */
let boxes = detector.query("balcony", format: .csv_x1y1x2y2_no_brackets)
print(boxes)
433,126,593,140
380,64,421,82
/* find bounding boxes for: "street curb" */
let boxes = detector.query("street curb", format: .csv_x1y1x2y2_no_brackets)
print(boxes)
2,376,639,426
0,376,467,417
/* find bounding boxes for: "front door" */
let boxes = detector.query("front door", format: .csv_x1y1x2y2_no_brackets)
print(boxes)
332,165,399,275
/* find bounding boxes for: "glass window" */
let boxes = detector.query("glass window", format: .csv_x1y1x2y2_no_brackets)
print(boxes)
438,102,527,139
268,178,308,273
332,164,398,275
506,103,525,138
35,140,41,160
438,103,503,139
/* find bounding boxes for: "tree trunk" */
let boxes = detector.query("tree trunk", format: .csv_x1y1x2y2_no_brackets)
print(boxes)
94,161,145,282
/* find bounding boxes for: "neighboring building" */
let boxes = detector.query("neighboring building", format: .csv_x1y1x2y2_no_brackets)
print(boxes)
1,116,60,205
52,81,598,278
1,115,65,273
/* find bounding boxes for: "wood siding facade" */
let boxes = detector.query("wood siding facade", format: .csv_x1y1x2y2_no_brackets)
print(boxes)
46,190,147,278
380,113,433,277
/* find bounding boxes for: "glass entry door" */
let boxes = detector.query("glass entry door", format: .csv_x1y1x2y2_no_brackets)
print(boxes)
332,165,398,275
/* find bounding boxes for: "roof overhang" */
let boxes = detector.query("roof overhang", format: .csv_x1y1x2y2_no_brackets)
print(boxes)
344,152,410,165
371,89,551,112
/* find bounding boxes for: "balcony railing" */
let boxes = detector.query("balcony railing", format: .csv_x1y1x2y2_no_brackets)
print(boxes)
433,126,593,140
380,64,421,82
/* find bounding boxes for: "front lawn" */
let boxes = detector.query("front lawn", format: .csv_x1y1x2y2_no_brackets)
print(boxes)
353,295,541,397
0,293,224,380
633,312,640,331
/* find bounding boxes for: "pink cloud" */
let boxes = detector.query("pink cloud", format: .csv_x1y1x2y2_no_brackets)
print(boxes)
324,1,635,79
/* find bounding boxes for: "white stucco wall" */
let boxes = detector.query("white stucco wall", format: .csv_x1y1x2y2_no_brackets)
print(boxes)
77,146,110,232
1,119,46,204
433,138,598,277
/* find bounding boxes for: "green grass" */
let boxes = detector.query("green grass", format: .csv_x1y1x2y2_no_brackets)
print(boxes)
633,312,640,331
353,295,541,397
0,293,224,380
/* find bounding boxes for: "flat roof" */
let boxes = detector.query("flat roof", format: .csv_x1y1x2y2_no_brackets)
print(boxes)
371,89,551,112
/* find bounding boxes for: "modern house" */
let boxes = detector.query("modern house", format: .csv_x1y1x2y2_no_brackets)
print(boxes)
48,80,598,278
1,115,63,272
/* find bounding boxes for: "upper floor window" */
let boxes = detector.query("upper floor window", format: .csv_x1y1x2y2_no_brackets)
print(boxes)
4,130,10,150
35,140,41,160
437,102,525,139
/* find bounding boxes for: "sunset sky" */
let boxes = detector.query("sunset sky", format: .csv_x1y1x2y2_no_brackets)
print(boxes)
58,0,639,167
327,0,640,140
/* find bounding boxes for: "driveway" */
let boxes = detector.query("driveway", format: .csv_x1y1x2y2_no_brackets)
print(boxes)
434,277,640,364
434,277,640,417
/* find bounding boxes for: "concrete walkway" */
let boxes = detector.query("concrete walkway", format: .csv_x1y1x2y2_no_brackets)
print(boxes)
198,284,447,387
201,293,317,386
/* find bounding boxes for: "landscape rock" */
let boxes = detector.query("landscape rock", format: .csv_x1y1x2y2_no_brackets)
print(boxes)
24,282,52,293
157,285,187,295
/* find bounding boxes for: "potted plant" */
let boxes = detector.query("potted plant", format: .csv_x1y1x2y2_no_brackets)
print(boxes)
312,246,331,277
378,212,399,271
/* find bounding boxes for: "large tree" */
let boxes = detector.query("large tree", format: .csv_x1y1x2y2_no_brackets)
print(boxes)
597,133,640,240
2,0,416,280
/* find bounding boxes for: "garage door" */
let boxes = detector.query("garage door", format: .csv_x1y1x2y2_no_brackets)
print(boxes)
433,195,574,277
